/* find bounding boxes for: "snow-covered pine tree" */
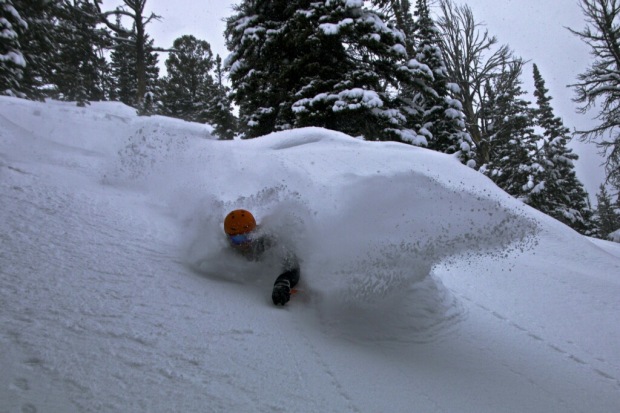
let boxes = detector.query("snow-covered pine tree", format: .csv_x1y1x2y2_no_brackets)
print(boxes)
224,0,293,138
481,61,543,201
9,0,61,100
408,0,474,165
594,184,620,239
53,0,110,106
291,0,421,142
207,55,237,140
225,0,422,142
370,0,416,56
0,0,28,97
161,35,215,122
528,64,592,233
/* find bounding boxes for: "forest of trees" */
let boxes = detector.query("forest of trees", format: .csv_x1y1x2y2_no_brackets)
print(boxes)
1,0,619,239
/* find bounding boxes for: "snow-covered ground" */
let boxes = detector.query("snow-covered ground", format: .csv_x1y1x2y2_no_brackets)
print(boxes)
1,96,619,412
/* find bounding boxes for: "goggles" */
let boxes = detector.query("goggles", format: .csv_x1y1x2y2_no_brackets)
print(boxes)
229,233,252,246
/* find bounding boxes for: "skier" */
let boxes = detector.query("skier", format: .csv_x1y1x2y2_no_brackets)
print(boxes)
224,209,300,306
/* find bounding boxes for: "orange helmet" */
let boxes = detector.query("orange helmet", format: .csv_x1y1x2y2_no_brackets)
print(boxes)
224,209,257,236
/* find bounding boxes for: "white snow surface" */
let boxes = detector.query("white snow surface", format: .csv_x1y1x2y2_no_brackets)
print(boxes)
1,96,619,412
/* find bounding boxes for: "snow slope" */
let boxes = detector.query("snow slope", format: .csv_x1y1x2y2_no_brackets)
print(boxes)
1,96,619,413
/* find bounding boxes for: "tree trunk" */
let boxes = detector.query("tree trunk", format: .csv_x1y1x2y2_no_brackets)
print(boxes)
127,0,147,104
135,12,146,104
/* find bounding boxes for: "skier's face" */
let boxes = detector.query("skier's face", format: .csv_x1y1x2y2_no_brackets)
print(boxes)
229,232,252,250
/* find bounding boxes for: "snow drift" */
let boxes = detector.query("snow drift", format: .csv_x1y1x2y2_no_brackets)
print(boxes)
1,97,619,412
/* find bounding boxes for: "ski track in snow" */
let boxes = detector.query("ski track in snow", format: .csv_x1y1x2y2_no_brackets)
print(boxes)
459,293,620,389
1,98,619,412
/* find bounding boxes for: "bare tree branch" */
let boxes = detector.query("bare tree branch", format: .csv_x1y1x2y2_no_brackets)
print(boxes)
436,0,521,164
95,0,166,104
569,0,620,187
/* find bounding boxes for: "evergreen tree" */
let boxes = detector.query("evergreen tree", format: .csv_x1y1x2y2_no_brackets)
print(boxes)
137,35,161,115
160,38,236,139
409,0,474,165
161,35,215,122
594,184,620,238
528,64,592,233
371,0,415,56
109,27,159,108
226,0,422,142
53,0,110,106
0,0,28,97
207,55,237,139
481,62,543,201
96,0,166,106
109,27,133,104
10,0,61,100
225,0,287,137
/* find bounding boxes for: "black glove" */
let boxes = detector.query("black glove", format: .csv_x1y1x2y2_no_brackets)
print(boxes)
272,279,291,306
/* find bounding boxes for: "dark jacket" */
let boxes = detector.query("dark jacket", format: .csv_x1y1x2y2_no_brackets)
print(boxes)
235,234,300,289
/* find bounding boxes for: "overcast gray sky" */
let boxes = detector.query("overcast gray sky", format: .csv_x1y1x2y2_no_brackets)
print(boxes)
102,0,605,193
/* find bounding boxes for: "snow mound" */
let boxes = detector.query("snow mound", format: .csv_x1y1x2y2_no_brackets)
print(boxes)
608,229,620,243
98,119,539,340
